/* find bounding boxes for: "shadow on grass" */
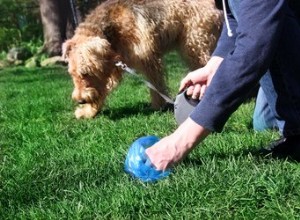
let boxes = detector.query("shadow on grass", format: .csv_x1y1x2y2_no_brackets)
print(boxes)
182,157,204,168
180,148,263,169
185,145,300,165
101,102,174,120
0,66,69,84
0,160,123,211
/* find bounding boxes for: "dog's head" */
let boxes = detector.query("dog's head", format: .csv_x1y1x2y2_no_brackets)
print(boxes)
62,36,123,119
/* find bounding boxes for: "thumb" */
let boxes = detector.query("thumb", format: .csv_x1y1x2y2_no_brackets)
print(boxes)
179,78,192,92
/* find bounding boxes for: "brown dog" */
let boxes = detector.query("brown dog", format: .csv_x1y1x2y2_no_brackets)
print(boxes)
62,0,223,119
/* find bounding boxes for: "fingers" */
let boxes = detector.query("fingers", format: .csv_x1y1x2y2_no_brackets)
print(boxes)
179,78,192,92
179,68,209,99
199,84,207,100
192,84,201,99
185,83,207,100
186,85,194,96
179,74,194,92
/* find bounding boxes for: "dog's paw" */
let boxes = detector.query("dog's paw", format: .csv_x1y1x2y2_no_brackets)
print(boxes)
75,105,98,119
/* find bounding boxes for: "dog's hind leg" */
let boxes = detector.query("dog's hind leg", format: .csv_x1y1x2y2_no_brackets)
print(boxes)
141,58,169,110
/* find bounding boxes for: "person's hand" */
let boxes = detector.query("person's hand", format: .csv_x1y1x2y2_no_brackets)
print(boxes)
145,118,211,171
179,56,224,100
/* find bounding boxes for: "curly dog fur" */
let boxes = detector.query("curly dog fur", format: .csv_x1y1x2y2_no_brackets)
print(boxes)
63,0,223,119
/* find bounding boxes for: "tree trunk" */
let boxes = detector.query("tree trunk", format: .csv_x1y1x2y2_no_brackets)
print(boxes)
39,0,81,56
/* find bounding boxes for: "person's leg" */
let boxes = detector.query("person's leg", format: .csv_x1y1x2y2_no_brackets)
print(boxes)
253,72,285,133
228,0,300,159
261,5,300,160
269,9,300,137
253,86,279,132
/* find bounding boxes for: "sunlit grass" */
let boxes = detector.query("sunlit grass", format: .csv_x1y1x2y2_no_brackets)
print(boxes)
0,54,299,219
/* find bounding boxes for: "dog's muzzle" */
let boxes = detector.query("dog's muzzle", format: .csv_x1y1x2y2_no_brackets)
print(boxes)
77,99,87,104
174,90,200,125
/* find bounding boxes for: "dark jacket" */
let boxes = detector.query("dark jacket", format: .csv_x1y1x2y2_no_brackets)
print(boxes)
190,0,300,132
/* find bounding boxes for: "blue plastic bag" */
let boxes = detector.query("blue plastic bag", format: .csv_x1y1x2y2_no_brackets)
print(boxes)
124,136,171,182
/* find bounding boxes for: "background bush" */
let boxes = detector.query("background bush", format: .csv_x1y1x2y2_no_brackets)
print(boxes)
0,0,42,51
0,0,106,54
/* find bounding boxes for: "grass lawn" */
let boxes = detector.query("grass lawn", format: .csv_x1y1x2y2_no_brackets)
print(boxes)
0,53,300,219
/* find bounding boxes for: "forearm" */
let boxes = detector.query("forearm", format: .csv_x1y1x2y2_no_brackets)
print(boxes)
145,118,211,170
173,117,211,153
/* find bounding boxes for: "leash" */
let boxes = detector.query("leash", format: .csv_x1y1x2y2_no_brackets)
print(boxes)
69,0,79,28
115,61,174,104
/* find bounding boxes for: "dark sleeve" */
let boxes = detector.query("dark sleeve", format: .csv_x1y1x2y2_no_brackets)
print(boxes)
211,12,237,58
288,0,300,19
190,0,287,132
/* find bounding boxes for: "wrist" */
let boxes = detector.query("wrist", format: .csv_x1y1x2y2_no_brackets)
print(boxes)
173,117,211,151
206,56,223,73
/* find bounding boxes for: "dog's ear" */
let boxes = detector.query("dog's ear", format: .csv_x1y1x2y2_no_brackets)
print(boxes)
62,39,75,61
81,36,110,56
78,37,111,76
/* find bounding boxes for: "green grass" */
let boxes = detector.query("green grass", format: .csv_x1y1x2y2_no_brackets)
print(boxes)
1,53,300,219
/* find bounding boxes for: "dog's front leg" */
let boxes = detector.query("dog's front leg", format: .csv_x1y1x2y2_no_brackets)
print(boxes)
75,104,99,119
73,87,103,119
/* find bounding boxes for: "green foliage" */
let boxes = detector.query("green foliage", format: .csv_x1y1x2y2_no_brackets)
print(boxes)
0,0,104,52
0,28,20,51
0,54,299,219
0,0,42,51
20,39,43,55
